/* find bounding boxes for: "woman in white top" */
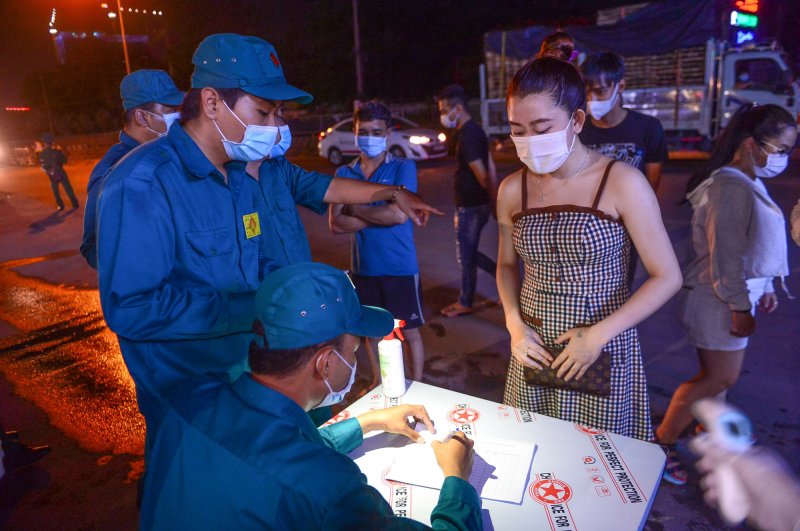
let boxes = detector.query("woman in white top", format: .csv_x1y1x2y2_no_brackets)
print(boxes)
656,103,796,485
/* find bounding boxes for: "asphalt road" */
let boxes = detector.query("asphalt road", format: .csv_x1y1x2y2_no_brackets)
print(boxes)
0,147,798,530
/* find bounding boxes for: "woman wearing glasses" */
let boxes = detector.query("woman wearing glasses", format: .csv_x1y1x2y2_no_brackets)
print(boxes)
656,103,796,485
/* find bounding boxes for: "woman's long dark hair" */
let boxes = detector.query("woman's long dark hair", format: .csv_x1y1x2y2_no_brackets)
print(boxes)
686,103,795,194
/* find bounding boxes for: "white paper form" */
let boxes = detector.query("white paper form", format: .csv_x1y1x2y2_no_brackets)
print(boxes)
386,437,537,504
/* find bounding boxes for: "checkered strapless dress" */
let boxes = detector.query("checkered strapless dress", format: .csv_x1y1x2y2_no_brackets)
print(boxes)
503,161,653,441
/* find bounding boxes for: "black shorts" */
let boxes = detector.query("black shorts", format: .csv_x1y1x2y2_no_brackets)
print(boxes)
351,273,425,329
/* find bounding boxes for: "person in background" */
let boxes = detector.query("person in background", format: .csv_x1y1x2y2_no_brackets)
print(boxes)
96,33,443,457
579,53,668,192
579,53,669,288
438,85,498,318
141,262,481,531
655,104,796,485
39,132,78,211
80,69,184,269
329,100,426,384
537,31,575,62
496,57,681,441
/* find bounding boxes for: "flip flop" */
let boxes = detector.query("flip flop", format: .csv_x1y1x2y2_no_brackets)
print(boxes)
439,303,474,318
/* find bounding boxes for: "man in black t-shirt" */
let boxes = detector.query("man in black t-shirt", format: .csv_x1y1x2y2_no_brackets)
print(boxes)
579,52,668,191
437,85,497,317
580,53,668,288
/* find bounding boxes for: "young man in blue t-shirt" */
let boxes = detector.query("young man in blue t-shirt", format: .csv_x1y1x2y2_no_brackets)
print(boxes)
329,100,425,385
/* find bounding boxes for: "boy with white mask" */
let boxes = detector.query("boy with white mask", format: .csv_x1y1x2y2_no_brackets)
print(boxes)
579,52,668,288
579,52,667,192
329,100,426,385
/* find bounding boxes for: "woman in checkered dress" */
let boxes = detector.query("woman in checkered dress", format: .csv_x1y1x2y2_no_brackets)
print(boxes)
496,57,682,440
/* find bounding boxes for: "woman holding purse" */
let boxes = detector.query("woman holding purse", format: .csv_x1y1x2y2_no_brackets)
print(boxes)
496,57,681,441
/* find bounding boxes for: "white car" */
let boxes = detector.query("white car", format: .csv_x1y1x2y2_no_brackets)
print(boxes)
317,117,448,166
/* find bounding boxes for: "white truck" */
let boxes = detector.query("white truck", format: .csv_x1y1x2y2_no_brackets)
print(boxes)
479,2,800,151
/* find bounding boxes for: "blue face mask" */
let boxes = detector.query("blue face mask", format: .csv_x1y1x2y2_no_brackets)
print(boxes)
269,125,292,159
357,135,387,158
213,100,279,162
314,350,357,409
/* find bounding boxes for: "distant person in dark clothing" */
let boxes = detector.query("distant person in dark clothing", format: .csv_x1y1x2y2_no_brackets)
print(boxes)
80,69,184,269
537,31,575,62
39,132,78,211
437,85,497,317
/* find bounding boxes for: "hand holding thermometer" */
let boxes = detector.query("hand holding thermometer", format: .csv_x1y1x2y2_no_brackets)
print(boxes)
690,399,754,526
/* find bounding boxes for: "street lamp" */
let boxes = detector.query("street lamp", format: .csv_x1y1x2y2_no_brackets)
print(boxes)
116,0,131,74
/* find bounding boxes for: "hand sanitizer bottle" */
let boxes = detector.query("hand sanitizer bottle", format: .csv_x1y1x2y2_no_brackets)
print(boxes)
378,319,406,398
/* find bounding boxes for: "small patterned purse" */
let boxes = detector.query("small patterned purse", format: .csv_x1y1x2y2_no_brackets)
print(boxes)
521,314,612,397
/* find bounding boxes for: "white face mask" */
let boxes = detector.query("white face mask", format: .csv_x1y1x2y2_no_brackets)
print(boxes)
587,84,619,120
269,125,292,158
511,113,577,174
314,350,357,409
141,109,178,138
440,108,459,129
163,111,181,131
357,135,387,158
754,142,789,178
213,100,279,162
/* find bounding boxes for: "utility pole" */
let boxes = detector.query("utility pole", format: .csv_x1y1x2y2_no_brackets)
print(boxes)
117,0,131,74
352,0,364,103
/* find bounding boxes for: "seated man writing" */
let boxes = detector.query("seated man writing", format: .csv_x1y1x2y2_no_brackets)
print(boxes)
140,262,482,530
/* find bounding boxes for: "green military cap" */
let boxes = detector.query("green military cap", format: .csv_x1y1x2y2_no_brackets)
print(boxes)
191,33,313,104
120,69,184,111
255,262,393,350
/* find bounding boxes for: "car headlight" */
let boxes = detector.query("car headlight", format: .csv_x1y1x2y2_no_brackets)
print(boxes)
438,132,446,142
409,135,431,145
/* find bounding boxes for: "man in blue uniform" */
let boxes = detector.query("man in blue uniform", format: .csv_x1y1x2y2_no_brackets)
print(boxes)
330,100,426,385
97,33,442,451
81,69,183,269
141,262,482,530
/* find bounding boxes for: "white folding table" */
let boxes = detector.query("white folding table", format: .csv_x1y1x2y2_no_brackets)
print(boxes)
333,381,665,531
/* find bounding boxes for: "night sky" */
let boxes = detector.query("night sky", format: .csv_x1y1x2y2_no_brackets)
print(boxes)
0,0,798,109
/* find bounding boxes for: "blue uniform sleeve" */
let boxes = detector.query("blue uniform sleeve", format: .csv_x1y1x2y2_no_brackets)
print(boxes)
395,160,418,194
317,418,364,454
81,144,130,269
280,158,333,214
81,170,101,269
323,476,482,530
97,160,255,341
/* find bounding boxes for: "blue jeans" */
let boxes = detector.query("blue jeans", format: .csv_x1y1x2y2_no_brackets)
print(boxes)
455,204,496,307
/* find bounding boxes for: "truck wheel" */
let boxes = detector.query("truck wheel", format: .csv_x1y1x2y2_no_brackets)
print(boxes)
328,147,343,166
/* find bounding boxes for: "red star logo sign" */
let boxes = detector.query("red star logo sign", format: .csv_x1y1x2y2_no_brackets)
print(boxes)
448,407,480,424
530,478,573,505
